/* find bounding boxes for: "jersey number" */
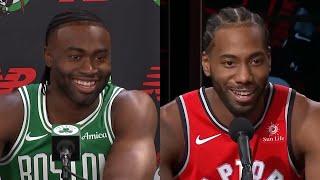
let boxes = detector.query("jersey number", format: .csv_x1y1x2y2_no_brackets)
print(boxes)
217,160,284,180
18,153,105,180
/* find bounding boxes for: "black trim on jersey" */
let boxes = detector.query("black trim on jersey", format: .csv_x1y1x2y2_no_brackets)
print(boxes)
286,90,302,173
1,142,11,158
199,87,229,132
173,97,189,176
254,84,275,130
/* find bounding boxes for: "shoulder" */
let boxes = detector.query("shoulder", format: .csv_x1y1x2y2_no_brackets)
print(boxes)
113,90,157,118
115,89,154,105
160,100,182,143
160,99,185,176
0,90,24,142
291,92,320,166
292,92,320,129
103,90,158,179
161,100,180,123
160,100,182,148
0,90,23,109
111,90,157,136
0,90,24,120
160,99,184,136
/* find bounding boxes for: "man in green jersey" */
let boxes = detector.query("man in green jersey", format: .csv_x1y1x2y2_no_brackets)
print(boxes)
0,9,157,180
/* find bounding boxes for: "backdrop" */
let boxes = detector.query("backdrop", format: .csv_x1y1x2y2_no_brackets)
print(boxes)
0,0,159,100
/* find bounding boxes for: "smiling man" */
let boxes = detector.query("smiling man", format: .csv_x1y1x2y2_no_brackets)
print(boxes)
0,10,157,180
161,7,320,179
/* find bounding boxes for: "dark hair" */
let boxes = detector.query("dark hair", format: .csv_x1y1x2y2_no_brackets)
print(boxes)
41,9,107,94
202,7,269,52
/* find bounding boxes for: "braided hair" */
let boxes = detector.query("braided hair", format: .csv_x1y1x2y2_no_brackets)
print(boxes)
41,9,108,94
202,7,269,53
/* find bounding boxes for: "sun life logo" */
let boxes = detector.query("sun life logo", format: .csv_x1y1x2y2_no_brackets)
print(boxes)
262,122,284,142
267,123,279,136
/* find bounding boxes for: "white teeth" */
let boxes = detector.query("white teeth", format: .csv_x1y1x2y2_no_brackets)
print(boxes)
74,80,95,87
231,89,253,96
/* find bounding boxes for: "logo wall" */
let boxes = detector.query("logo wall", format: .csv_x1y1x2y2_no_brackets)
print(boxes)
0,67,36,94
58,0,107,3
142,66,160,102
0,0,30,15
153,0,159,6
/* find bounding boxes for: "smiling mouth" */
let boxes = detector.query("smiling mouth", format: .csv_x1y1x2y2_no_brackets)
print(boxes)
230,88,255,104
73,79,97,93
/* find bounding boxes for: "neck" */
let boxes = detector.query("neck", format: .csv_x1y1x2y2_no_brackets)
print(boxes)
45,88,99,124
207,86,269,127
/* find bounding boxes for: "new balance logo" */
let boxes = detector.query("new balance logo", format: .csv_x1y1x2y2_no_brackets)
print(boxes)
0,67,36,95
142,66,160,102
25,132,48,142
81,132,108,140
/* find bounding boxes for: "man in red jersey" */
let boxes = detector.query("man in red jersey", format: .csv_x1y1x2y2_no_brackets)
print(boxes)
161,6,320,180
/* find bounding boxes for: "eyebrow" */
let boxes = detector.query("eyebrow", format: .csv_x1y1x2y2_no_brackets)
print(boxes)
66,47,109,54
94,49,109,54
66,47,85,53
219,54,237,59
247,52,265,59
219,51,265,59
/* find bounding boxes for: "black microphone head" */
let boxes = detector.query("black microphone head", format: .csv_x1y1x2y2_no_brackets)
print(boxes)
229,117,254,142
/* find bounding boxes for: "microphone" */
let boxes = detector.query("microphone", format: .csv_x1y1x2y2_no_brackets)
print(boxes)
52,124,81,180
229,117,254,180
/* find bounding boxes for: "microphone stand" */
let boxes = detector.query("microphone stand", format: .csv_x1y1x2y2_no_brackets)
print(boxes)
60,148,72,180
238,133,253,180
241,164,253,180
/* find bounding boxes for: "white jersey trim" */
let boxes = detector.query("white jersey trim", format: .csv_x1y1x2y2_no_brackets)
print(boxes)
79,92,105,130
37,84,50,132
104,87,124,144
38,84,103,133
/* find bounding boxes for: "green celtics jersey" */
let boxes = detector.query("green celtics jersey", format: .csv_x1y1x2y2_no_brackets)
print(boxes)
0,83,123,180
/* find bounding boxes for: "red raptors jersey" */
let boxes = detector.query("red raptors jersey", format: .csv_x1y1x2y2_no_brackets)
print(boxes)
175,83,303,180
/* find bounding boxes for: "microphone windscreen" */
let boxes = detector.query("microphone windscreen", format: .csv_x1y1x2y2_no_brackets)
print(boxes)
229,117,254,142
52,124,80,161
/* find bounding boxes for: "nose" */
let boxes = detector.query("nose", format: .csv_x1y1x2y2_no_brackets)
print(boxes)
80,58,98,74
234,64,253,84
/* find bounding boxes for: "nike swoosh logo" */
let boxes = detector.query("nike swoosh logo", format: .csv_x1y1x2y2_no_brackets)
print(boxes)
25,132,48,141
196,134,221,145
294,33,311,42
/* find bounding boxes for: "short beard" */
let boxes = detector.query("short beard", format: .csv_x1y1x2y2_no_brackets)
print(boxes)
211,77,269,117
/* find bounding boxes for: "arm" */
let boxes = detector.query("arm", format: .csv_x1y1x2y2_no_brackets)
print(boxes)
291,94,320,179
160,101,185,180
103,90,157,180
0,91,24,158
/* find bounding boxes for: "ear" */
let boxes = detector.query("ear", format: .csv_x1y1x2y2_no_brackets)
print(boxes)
201,51,211,77
44,46,53,68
